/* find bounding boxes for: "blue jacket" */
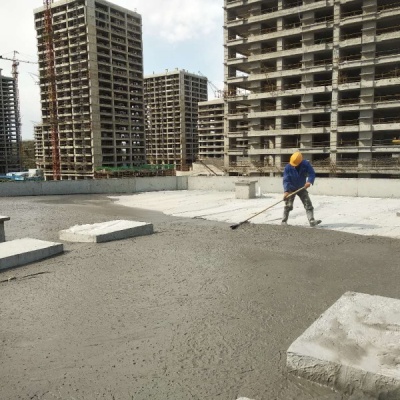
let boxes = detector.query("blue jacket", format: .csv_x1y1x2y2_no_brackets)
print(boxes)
283,160,316,192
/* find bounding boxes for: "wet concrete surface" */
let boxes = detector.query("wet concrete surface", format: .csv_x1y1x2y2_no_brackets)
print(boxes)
1,194,400,400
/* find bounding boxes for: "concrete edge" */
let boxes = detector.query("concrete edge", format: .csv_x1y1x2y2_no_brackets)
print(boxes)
0,243,64,271
287,352,400,398
59,224,154,243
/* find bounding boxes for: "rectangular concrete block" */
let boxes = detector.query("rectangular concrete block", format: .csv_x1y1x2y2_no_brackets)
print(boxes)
235,180,258,199
0,216,10,243
287,292,400,398
59,220,153,243
0,238,64,271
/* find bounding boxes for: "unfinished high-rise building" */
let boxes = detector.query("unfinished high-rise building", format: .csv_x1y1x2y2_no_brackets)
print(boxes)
198,98,225,161
144,70,207,169
0,70,21,174
224,0,400,177
34,0,145,180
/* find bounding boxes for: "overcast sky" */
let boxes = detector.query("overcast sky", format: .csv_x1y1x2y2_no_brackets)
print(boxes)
0,0,224,140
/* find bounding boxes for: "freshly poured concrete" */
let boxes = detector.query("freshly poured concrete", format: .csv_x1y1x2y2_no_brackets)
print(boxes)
287,292,400,398
2,194,400,400
59,220,153,243
0,238,63,270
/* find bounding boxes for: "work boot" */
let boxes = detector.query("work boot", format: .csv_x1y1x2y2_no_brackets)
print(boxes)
282,210,289,226
309,219,322,227
306,209,321,227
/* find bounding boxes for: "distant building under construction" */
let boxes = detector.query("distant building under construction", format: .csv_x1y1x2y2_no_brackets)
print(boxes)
34,0,145,180
0,70,21,175
224,0,400,177
198,98,225,161
144,70,207,169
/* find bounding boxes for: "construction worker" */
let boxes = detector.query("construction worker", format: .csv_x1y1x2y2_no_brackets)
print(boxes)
282,151,321,227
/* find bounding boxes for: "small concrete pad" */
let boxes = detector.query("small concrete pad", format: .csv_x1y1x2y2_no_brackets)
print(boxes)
235,180,258,199
0,238,63,271
287,292,400,398
59,220,153,243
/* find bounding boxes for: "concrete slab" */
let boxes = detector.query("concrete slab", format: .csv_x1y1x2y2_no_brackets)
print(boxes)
287,292,400,398
0,238,63,271
59,220,153,243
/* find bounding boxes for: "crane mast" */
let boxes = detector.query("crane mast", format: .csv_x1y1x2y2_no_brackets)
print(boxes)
43,0,61,180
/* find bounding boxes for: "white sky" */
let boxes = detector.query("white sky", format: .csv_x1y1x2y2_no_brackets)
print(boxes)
0,0,224,140
111,190,400,240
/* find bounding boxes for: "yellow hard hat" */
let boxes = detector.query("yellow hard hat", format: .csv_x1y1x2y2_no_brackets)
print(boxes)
290,151,303,166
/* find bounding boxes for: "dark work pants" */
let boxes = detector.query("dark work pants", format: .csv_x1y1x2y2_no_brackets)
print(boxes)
282,189,314,223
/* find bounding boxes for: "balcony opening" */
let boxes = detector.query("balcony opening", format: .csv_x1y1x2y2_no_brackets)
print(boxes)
312,93,331,108
282,95,301,110
338,68,361,84
282,116,300,129
339,45,362,63
340,23,363,41
282,134,300,149
340,2,363,20
312,134,330,148
374,85,400,104
283,35,302,50
338,89,361,106
312,50,333,67
338,111,359,126
312,114,331,128
282,76,301,90
282,55,302,70
373,108,400,125
373,132,400,146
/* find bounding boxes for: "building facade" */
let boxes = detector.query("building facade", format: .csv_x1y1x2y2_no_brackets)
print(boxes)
0,70,21,175
34,0,145,180
224,0,400,177
198,98,225,160
144,70,207,169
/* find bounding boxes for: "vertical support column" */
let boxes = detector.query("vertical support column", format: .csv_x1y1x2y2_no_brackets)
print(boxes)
300,10,315,156
358,1,377,176
223,3,230,170
330,0,342,168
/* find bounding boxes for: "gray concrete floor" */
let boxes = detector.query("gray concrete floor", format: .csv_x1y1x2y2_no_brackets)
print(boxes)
1,195,399,400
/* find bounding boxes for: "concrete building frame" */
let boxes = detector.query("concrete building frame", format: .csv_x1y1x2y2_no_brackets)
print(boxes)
0,70,21,174
198,98,225,162
224,0,400,178
144,70,208,170
34,0,145,180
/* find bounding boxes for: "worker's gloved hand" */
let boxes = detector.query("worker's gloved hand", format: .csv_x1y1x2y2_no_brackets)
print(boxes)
283,192,289,199
304,182,311,189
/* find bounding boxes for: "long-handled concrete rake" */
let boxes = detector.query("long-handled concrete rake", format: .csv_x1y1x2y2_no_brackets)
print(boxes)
230,186,306,230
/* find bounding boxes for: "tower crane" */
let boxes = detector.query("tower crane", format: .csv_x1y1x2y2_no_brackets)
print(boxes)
197,71,223,98
0,51,38,81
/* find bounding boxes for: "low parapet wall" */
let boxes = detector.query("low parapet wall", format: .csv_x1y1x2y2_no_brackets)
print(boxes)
187,176,400,198
0,176,399,198
0,176,188,197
